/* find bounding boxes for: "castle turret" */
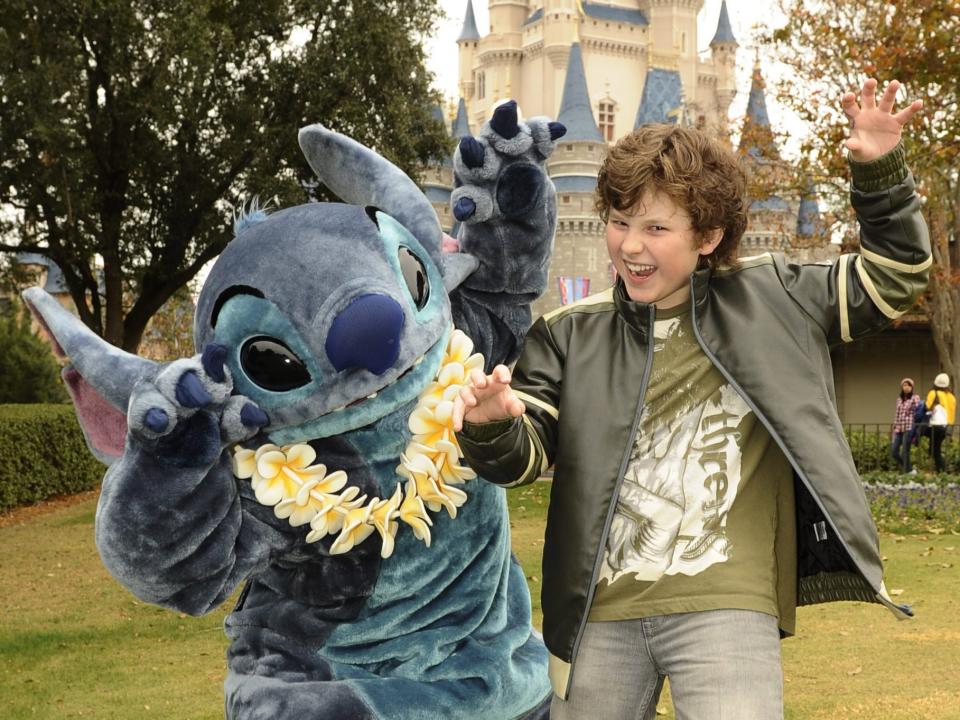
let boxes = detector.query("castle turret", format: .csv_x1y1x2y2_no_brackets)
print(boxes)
739,56,779,161
536,40,608,317
644,0,703,91
709,0,738,129
738,58,791,254
457,0,481,102
542,0,583,117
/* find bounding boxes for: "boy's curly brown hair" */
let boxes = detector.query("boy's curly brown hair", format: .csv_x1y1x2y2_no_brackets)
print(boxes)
595,124,748,269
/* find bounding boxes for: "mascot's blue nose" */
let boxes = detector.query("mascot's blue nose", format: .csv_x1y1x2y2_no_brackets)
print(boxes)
325,294,405,375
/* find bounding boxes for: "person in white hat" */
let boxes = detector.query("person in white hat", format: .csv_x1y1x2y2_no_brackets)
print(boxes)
925,373,956,472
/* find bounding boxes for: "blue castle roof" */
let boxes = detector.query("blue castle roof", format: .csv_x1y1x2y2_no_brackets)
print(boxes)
582,1,648,25
458,0,481,42
635,68,684,127
451,98,471,138
710,0,737,46
556,43,603,142
740,61,780,160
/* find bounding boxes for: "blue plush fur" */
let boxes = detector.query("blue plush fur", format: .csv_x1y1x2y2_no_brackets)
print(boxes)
23,108,565,719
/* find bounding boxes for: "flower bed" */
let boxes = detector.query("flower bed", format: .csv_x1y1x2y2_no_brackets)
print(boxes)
861,472,960,533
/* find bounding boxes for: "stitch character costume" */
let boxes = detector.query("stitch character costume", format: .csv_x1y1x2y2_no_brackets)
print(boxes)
24,102,565,719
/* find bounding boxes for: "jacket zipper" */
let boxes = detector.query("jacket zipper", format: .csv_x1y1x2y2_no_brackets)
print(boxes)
565,303,657,697
685,277,895,607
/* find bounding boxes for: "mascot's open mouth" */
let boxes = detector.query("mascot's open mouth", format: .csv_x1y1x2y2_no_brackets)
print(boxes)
340,355,425,410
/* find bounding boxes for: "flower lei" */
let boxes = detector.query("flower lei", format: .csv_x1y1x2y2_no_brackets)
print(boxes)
231,329,483,559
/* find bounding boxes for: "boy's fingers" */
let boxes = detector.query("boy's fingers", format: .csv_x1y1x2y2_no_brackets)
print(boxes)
860,77,878,110
507,397,526,418
452,396,464,432
893,99,923,126
492,364,512,385
878,80,900,114
841,92,860,120
469,368,488,390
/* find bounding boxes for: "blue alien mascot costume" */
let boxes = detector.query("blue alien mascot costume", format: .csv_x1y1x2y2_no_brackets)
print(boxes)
23,102,565,719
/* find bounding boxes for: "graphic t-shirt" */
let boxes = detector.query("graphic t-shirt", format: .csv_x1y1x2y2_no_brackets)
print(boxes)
589,304,797,633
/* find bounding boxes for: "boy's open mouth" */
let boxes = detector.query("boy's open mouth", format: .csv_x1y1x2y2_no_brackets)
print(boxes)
624,261,656,280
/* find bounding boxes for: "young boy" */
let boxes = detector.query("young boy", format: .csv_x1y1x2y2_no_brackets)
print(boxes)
453,78,927,719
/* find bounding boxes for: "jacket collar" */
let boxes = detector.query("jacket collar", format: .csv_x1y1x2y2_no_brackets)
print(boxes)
613,266,714,336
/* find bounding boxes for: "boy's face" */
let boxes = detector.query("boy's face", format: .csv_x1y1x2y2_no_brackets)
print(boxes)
606,190,721,309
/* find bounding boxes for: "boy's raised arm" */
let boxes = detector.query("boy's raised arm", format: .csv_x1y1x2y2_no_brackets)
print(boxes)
778,78,930,346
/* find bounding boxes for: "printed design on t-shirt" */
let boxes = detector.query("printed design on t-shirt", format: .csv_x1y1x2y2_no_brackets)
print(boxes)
598,316,753,586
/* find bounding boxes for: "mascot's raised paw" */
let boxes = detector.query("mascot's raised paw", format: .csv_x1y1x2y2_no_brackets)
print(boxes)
129,344,268,450
452,100,566,224
25,102,558,720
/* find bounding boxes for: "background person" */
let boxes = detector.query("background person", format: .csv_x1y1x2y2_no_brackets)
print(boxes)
926,373,956,473
892,377,921,474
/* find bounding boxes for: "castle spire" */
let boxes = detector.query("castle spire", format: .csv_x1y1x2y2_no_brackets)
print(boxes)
457,0,481,43
710,0,738,47
556,42,603,142
451,98,471,139
739,55,779,160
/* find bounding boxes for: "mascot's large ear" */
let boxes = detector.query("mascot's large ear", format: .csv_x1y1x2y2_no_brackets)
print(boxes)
298,124,446,269
21,287,158,466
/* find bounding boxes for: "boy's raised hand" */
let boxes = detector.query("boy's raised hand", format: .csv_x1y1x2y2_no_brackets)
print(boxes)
841,78,923,162
452,364,526,432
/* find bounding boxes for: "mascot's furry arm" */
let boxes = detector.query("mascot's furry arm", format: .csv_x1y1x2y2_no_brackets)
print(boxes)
24,102,565,720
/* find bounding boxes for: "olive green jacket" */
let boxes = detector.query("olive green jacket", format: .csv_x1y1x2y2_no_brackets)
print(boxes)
457,144,930,699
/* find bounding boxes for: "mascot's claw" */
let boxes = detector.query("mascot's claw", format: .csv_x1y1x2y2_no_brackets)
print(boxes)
202,343,229,383
490,100,520,139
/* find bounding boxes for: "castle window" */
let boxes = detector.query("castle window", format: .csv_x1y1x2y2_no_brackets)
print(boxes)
697,115,707,130
477,72,486,100
598,100,616,141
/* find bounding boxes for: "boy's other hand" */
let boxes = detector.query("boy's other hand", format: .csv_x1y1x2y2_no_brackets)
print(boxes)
452,365,526,432
841,78,923,162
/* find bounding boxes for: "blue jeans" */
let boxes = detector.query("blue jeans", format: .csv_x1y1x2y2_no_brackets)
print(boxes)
550,610,783,720
891,430,913,472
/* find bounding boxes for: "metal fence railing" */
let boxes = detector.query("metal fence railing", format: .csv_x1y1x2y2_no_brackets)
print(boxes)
843,423,960,474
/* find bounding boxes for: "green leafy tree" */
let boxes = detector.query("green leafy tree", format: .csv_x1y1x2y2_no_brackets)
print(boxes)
0,0,449,352
0,301,68,403
765,0,960,380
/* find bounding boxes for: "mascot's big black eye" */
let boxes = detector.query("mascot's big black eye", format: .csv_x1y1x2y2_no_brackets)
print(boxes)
240,337,311,391
398,247,429,310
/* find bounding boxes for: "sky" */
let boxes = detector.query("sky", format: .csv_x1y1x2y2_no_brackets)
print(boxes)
425,0,804,154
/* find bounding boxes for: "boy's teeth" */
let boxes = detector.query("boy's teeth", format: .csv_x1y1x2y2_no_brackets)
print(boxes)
625,262,655,273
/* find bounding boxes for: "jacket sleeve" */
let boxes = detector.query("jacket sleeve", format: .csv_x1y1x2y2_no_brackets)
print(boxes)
456,316,562,487
774,142,931,347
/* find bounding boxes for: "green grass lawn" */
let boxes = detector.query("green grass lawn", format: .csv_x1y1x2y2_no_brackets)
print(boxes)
2,484,959,719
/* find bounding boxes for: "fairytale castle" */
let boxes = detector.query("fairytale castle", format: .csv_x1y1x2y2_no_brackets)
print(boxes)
424,0,834,316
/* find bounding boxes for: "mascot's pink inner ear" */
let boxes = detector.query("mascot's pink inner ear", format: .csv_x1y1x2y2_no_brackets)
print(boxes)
64,367,127,459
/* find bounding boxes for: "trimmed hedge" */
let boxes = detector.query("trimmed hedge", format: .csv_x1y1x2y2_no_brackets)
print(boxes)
0,404,105,513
